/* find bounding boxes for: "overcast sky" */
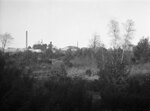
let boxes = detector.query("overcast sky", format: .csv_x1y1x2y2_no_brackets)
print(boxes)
0,0,150,48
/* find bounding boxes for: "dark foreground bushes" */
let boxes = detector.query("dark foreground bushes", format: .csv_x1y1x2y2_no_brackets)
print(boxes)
97,60,150,110
0,52,92,111
98,73,150,111
0,52,34,111
1,51,150,111
28,78,92,111
94,48,150,111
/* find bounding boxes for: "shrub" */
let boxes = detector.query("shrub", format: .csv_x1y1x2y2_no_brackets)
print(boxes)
97,48,131,110
50,63,67,78
0,52,34,111
86,69,92,76
25,77,93,111
133,37,150,63
97,48,150,110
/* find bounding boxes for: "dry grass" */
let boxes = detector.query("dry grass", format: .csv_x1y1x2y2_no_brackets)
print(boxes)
67,56,99,80
67,66,99,80
130,63,150,75
70,56,96,67
27,56,100,80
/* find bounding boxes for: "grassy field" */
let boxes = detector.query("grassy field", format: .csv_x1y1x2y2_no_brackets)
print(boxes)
67,66,99,80
130,63,150,75
28,55,100,80
68,56,99,80
30,57,150,81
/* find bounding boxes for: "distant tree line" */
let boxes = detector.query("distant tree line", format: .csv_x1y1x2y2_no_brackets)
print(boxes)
133,37,150,63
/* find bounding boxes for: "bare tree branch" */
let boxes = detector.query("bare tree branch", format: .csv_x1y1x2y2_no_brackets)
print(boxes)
109,20,120,49
0,33,13,51
122,19,135,50
89,33,103,51
121,19,135,63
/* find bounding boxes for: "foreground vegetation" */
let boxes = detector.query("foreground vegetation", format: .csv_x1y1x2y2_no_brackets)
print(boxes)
1,42,150,111
1,19,150,110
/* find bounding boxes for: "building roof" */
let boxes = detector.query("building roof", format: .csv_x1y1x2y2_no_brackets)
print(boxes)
61,46,79,51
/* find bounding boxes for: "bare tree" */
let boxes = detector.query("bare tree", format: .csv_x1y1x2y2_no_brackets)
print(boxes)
89,33,102,50
121,19,135,63
89,33,105,69
0,33,13,51
122,19,135,50
109,20,120,49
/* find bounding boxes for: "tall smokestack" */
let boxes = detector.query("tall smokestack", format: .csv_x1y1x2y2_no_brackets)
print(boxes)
26,31,28,49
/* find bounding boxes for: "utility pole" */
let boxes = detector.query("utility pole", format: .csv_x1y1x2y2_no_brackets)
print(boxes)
26,31,28,49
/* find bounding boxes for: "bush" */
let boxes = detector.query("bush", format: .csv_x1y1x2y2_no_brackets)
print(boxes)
86,69,92,76
0,52,34,111
0,52,93,111
97,48,131,110
133,37,150,63
2,49,150,111
97,48,150,110
29,78,92,111
50,64,67,78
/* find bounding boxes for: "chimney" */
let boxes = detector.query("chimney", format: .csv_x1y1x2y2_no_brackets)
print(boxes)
26,31,28,49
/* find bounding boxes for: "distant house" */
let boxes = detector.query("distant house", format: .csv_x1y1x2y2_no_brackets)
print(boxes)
4,47,21,53
28,48,43,53
4,47,29,53
61,46,79,52
4,47,43,53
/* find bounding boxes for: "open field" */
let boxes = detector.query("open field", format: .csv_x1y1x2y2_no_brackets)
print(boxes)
29,57,100,80
67,66,99,80
130,63,150,75
17,52,100,80
29,56,150,81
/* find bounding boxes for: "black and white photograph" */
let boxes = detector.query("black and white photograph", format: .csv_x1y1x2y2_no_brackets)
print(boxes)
0,0,150,110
